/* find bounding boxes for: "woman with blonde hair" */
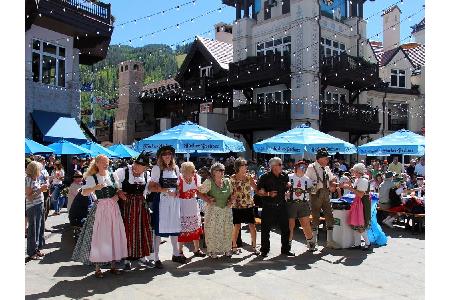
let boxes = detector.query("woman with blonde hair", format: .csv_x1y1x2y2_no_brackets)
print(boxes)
149,146,183,268
177,161,205,258
72,155,128,278
198,162,236,258
26,161,49,260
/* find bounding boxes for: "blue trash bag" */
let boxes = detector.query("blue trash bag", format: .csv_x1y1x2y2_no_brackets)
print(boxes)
367,193,388,246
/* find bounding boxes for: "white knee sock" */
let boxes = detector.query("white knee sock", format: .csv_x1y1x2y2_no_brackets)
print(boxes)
170,236,179,256
312,228,318,244
362,231,371,246
353,231,362,246
326,229,334,242
153,235,161,261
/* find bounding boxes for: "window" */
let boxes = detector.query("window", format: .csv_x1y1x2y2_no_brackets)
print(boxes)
31,39,66,87
133,64,138,70
324,91,346,104
282,0,290,14
257,89,291,111
264,1,271,20
390,69,406,88
200,66,213,77
388,102,408,131
257,36,291,57
321,37,346,57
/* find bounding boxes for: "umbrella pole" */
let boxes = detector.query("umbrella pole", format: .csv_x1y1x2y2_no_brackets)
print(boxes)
402,154,404,165
186,153,190,162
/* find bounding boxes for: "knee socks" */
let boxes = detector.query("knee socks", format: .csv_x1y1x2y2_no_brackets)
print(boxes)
361,231,371,246
153,235,161,261
170,236,180,256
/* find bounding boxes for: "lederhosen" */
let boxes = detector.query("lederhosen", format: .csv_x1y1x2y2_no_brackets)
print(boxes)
151,168,179,237
120,167,153,259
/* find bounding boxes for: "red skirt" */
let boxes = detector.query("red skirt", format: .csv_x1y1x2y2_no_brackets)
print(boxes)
121,194,152,259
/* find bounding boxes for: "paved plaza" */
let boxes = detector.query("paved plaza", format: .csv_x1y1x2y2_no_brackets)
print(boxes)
26,210,424,300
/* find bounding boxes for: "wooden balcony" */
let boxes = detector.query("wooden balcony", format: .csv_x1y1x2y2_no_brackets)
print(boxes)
227,103,291,133
228,53,291,89
320,53,380,92
26,0,113,65
320,103,381,134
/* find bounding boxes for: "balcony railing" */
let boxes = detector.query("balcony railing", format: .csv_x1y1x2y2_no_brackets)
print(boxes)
227,103,291,133
321,53,380,91
51,0,112,25
228,53,291,89
320,103,380,134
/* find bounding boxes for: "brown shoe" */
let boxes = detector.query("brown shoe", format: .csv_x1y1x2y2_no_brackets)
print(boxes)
94,270,104,278
109,268,122,275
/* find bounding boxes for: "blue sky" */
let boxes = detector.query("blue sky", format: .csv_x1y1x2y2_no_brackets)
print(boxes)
104,0,425,48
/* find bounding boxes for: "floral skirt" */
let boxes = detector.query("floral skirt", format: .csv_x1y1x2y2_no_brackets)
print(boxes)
204,204,233,254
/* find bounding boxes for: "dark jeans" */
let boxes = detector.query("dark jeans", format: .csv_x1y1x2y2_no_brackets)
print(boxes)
26,202,45,256
260,204,290,254
51,184,64,212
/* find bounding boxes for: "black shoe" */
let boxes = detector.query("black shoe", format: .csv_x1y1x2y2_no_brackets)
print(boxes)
193,250,206,257
172,255,187,264
154,260,163,269
123,261,132,270
349,245,361,250
362,244,371,251
281,251,295,257
259,251,268,257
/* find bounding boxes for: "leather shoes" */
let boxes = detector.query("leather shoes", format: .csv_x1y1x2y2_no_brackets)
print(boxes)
259,251,268,257
281,251,295,257
154,260,163,269
172,255,187,264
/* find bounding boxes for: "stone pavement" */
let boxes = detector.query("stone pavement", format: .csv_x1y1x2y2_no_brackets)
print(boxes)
26,210,424,300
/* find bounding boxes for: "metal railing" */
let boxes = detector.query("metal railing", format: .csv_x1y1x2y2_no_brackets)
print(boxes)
53,0,112,24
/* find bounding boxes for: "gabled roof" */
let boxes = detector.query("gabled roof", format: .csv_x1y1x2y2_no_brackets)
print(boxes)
369,41,425,69
197,36,233,70
175,35,233,82
141,78,180,94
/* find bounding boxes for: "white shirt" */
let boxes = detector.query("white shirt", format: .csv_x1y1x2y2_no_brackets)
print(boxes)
82,172,119,190
305,161,336,190
114,165,151,195
150,165,179,196
353,177,369,193
51,169,65,185
414,163,425,177
339,175,352,195
288,173,313,201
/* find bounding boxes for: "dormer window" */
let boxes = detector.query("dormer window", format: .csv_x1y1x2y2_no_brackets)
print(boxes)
200,66,213,78
390,69,406,88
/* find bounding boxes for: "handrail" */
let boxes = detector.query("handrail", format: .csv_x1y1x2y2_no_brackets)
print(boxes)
48,0,112,24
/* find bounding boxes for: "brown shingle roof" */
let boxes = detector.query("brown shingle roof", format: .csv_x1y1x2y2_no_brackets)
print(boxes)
369,41,425,68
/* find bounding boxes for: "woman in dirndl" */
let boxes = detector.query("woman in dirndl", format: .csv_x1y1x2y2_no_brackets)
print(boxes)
72,155,128,278
341,163,371,250
197,162,236,258
149,146,184,268
177,161,206,258
114,152,153,269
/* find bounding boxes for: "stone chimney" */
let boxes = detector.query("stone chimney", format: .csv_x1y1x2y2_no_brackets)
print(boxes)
412,18,425,45
214,22,233,44
113,60,144,145
382,5,401,52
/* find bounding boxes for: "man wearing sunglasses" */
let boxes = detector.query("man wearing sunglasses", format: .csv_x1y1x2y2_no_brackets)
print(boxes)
256,157,293,257
305,148,341,249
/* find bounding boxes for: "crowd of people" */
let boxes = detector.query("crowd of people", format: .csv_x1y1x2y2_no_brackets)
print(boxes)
25,147,425,278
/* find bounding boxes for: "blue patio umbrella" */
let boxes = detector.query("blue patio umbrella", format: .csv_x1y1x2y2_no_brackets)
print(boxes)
25,138,54,155
109,144,140,158
135,121,245,154
358,129,425,156
47,139,93,155
253,124,357,155
44,117,87,144
80,141,118,158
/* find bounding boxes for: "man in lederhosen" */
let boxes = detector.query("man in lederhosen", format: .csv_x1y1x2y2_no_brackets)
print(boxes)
305,148,340,249
115,152,153,270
